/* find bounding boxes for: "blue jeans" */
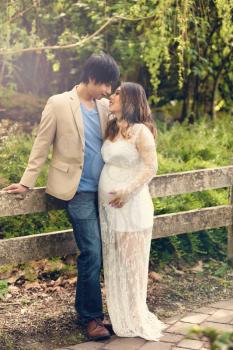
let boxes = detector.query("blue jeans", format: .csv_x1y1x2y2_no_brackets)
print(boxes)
66,191,104,325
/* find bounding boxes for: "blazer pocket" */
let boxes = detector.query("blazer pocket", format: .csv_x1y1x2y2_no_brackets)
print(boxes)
51,159,69,173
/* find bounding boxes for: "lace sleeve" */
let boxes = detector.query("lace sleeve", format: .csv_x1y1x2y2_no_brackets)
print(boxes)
110,124,158,204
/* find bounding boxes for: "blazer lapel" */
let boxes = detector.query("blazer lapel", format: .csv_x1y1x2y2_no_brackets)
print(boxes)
96,99,109,139
69,86,109,143
69,86,85,147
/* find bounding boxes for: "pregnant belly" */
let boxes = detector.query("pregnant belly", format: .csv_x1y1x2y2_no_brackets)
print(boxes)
99,164,137,198
99,165,154,232
99,163,151,208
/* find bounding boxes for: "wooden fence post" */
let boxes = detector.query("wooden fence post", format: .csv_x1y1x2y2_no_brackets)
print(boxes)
227,160,233,266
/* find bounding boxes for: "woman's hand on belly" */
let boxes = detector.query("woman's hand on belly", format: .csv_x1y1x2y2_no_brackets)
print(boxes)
108,189,130,208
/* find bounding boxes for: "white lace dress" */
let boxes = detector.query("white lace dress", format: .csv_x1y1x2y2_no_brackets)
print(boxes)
99,123,165,341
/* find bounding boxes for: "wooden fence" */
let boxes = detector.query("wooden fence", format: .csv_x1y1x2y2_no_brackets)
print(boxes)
0,165,233,266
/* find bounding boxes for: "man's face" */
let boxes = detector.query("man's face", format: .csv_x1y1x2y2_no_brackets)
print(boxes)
88,79,112,99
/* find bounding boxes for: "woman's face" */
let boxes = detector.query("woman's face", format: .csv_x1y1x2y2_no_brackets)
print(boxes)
109,87,122,115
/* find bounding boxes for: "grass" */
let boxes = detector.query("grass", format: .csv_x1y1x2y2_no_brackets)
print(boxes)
0,280,8,300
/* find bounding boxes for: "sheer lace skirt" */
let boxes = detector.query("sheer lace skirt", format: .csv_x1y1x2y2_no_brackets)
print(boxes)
99,123,165,340
100,217,166,341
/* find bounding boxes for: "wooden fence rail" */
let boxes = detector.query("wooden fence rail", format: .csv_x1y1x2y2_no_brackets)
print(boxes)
1,165,233,266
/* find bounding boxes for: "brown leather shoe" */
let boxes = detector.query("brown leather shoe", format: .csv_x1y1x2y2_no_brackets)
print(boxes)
96,319,115,335
86,319,111,341
102,322,115,335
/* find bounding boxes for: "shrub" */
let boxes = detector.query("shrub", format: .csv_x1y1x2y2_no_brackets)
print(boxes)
1,113,233,264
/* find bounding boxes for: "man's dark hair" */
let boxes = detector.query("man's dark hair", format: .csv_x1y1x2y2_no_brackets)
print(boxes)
80,53,120,87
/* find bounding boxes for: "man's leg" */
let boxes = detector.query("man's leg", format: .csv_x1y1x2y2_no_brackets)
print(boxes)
66,191,104,325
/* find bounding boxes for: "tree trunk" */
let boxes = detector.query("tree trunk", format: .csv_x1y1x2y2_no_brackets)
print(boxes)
192,75,200,120
210,71,221,120
180,73,193,122
210,47,233,119
32,53,41,95
0,60,6,85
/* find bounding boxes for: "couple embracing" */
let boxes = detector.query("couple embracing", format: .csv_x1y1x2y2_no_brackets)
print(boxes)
4,53,166,341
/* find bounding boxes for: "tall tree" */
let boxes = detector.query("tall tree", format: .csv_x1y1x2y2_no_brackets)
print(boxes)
0,0,232,120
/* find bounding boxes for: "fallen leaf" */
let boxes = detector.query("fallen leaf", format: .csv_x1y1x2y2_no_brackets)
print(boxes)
149,271,162,281
24,282,41,290
8,285,19,294
191,260,203,273
67,277,77,285
171,266,185,275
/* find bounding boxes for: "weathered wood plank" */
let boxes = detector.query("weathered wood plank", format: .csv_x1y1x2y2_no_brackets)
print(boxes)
153,205,232,238
1,166,233,217
150,165,233,197
0,229,76,265
0,205,231,265
227,182,233,266
0,188,64,217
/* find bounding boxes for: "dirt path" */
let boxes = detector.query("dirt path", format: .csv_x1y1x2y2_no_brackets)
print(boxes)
0,258,233,350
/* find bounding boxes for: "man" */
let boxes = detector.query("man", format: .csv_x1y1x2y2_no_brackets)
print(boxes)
4,53,120,341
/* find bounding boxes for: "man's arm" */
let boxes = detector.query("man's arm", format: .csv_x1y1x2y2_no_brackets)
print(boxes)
3,97,56,194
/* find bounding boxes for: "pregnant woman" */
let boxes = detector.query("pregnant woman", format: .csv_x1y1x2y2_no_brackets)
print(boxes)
99,82,165,341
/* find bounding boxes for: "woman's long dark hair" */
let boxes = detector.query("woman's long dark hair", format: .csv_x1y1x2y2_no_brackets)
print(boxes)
105,82,156,141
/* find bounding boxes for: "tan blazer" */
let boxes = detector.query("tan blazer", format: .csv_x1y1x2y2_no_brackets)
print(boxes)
20,86,109,200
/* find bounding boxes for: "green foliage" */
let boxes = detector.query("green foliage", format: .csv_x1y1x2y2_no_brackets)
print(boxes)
152,113,233,264
135,0,173,102
23,265,37,282
0,1,233,120
215,0,233,45
190,325,233,350
213,262,229,277
0,280,8,300
1,113,233,264
157,114,233,173
0,130,71,238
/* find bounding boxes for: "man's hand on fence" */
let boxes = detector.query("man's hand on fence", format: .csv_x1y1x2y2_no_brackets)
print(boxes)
2,183,29,194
